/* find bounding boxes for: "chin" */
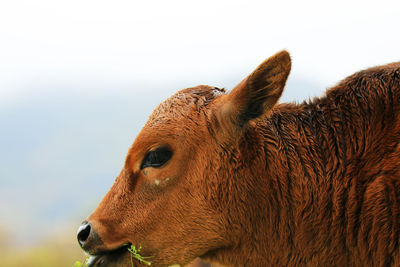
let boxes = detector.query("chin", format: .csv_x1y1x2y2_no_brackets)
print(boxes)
86,247,131,267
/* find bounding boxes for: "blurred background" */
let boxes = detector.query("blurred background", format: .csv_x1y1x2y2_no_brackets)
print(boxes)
0,0,399,266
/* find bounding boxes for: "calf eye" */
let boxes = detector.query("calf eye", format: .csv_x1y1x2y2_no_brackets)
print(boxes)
141,147,173,169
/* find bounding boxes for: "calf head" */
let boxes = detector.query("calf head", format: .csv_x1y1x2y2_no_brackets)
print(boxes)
77,51,291,266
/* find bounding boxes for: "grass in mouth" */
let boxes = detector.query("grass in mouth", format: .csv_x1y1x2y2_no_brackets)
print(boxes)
73,256,88,267
127,245,152,266
73,245,151,267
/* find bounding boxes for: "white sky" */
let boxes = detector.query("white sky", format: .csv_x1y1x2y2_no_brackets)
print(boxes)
0,0,399,104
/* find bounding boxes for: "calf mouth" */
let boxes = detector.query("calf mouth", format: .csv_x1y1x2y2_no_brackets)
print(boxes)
86,243,130,267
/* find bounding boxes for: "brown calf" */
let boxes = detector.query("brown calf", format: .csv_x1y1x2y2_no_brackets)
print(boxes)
77,51,400,266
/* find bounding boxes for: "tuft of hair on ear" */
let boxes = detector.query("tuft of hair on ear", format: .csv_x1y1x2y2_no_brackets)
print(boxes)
225,50,291,127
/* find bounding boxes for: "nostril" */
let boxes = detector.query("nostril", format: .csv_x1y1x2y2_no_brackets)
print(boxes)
77,221,91,247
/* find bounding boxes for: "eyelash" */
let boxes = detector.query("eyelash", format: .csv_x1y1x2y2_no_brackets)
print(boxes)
140,147,173,169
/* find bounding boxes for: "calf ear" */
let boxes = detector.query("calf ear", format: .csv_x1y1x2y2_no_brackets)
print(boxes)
221,50,291,127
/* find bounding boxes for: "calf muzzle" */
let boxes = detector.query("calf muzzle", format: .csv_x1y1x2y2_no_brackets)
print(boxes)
77,220,103,254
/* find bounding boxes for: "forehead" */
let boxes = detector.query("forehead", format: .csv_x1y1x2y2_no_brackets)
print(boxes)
126,85,225,169
145,85,225,128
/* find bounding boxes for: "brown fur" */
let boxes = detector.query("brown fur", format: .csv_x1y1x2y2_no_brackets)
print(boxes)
80,51,400,266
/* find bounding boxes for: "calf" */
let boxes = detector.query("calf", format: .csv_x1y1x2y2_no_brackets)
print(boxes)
77,51,400,266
